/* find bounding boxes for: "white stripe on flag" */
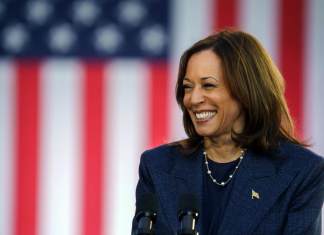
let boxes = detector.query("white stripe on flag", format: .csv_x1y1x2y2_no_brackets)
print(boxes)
105,60,149,235
305,0,324,157
0,60,15,235
170,0,211,141
39,60,83,235
239,0,279,61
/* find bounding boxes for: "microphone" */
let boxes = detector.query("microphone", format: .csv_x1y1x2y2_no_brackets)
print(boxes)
134,193,158,235
177,193,199,235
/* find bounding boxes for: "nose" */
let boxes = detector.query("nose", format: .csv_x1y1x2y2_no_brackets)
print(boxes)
190,87,205,105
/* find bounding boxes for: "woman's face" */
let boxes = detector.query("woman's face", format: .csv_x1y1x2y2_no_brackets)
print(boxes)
183,49,244,138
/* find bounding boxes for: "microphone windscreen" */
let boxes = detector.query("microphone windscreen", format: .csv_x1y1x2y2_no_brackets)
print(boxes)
178,193,199,214
136,193,158,214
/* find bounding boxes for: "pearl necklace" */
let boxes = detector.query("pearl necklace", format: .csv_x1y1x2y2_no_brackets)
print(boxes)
203,149,245,186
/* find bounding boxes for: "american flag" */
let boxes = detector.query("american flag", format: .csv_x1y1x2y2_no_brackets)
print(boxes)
0,0,323,235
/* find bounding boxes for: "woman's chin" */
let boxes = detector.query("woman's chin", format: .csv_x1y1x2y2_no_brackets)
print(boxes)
195,128,217,137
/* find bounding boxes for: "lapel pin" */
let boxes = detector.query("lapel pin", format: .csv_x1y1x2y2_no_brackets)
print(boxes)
251,189,260,199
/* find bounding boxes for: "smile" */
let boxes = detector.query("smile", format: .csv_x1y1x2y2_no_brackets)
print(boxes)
194,111,216,121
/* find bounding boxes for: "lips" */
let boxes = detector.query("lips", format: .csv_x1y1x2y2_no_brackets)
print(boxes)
194,111,216,121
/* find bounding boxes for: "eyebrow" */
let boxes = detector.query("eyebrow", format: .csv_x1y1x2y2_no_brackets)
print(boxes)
183,76,219,82
202,76,219,81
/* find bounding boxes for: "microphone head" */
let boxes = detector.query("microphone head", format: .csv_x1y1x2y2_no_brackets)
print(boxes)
135,193,158,221
177,193,199,220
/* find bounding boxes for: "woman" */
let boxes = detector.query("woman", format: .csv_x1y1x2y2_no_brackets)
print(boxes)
133,30,324,235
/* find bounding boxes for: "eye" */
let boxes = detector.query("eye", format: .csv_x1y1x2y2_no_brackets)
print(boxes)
182,84,193,91
202,83,216,89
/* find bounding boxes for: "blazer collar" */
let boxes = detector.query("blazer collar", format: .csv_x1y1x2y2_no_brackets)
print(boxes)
217,149,298,235
157,146,298,235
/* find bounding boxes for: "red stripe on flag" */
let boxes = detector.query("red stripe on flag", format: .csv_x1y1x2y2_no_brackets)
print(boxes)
279,0,306,137
82,61,105,235
148,62,169,147
14,61,40,235
213,0,238,30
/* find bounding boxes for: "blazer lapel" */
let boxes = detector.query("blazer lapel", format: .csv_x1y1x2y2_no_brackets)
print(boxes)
155,147,204,234
217,150,298,235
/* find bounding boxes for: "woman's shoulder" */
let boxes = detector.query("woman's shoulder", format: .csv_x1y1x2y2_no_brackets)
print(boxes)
279,141,323,162
139,142,183,169
139,140,200,171
142,142,181,158
276,141,324,174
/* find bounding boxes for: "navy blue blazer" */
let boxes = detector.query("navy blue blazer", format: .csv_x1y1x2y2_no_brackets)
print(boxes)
133,141,324,235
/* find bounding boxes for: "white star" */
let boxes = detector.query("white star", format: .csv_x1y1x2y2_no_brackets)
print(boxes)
118,1,146,27
139,25,166,55
93,25,123,53
2,23,29,53
26,0,52,25
48,24,76,53
72,0,99,26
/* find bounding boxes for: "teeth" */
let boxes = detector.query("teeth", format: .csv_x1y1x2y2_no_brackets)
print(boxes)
195,111,216,120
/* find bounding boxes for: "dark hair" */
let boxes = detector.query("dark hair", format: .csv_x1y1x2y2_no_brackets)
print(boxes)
175,29,305,153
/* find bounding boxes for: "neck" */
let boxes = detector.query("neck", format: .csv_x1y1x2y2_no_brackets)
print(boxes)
204,136,242,163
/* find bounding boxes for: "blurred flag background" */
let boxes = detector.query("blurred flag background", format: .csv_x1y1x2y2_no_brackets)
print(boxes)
0,0,323,234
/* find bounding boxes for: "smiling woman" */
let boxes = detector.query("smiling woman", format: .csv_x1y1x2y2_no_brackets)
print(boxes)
182,50,244,151
132,30,324,235
176,30,300,154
